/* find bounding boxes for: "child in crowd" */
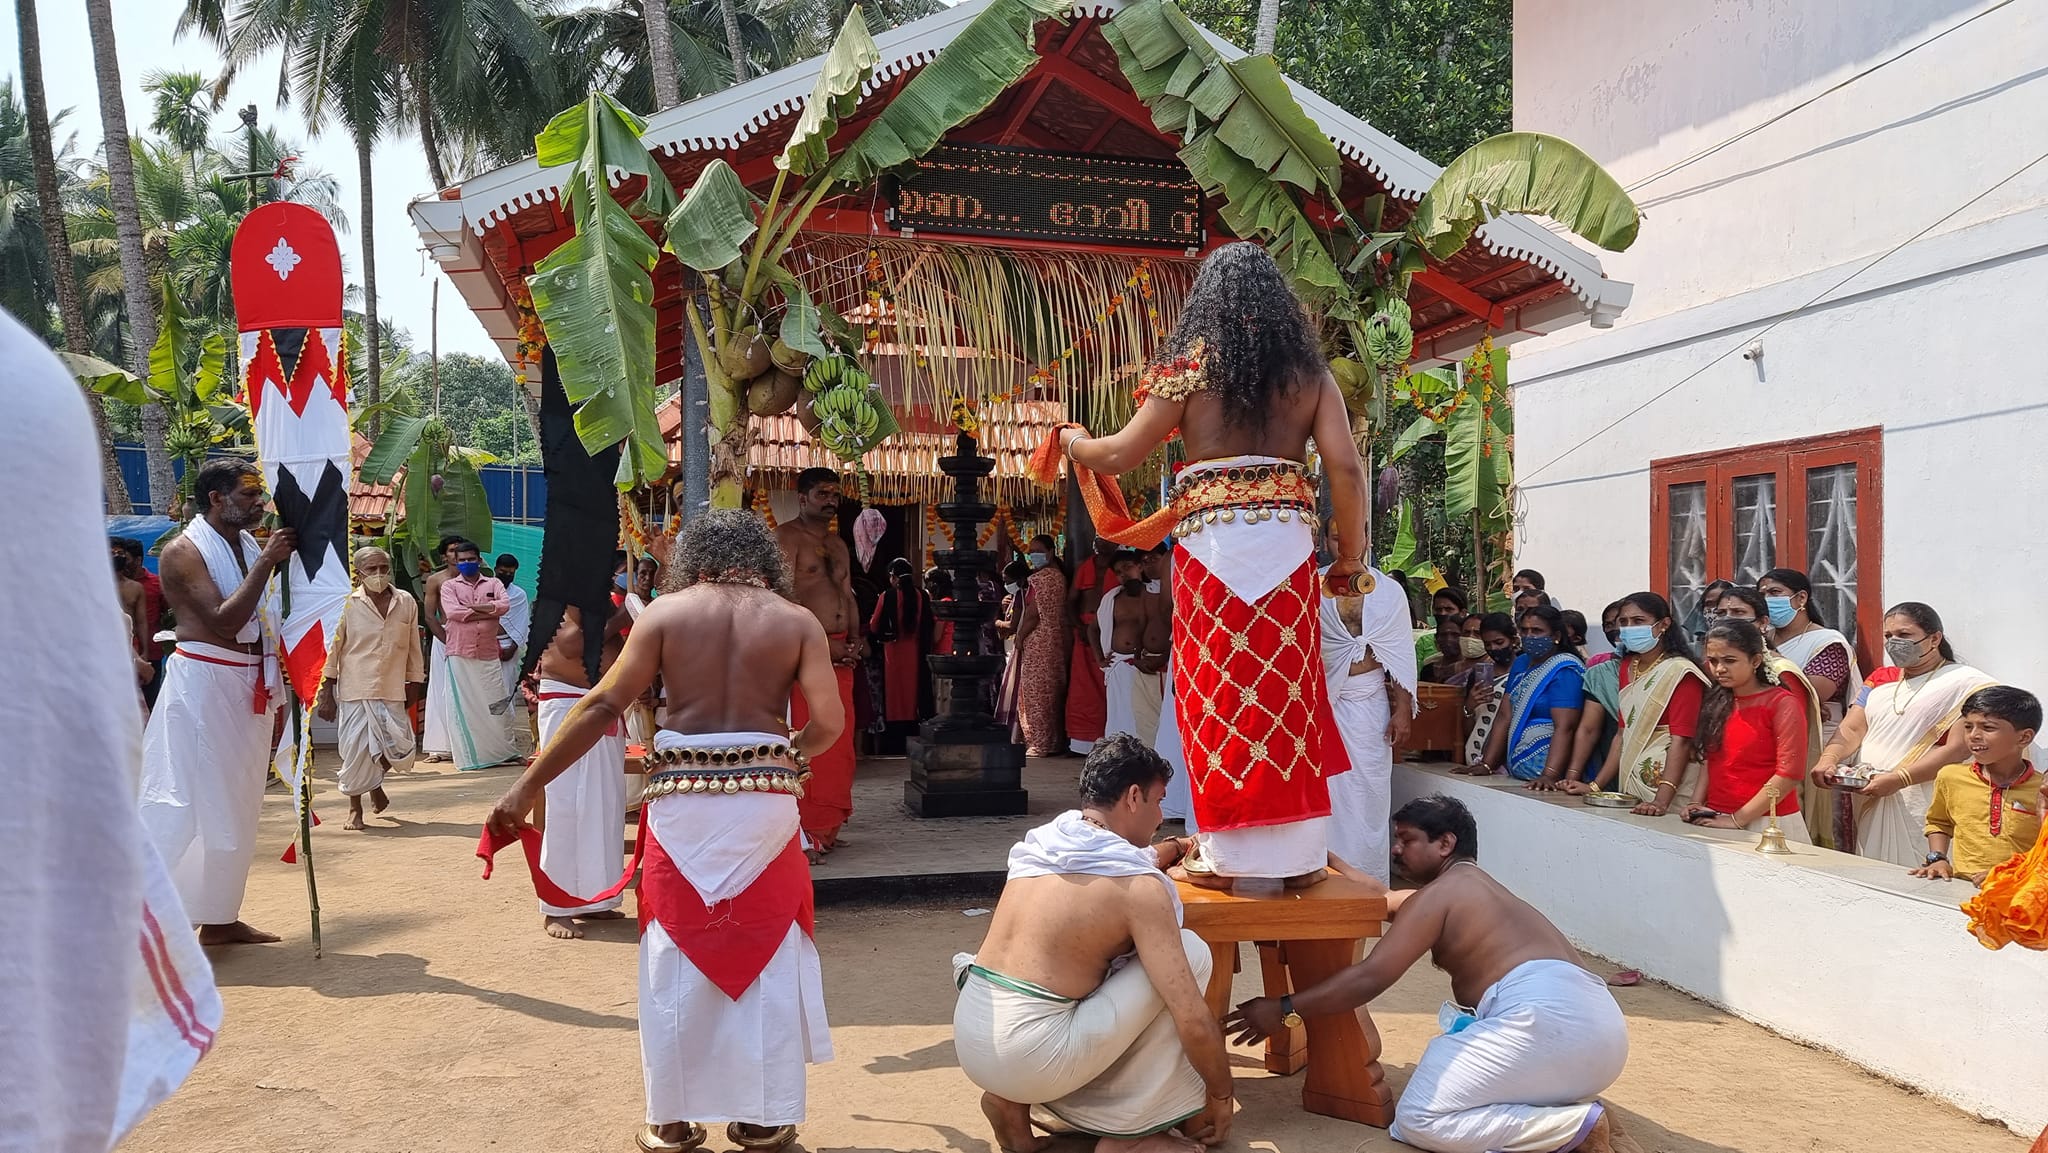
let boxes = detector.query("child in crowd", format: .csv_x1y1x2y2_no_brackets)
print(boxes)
1911,686,2042,884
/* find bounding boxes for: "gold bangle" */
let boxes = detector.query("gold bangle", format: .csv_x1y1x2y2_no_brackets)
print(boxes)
1894,766,1914,786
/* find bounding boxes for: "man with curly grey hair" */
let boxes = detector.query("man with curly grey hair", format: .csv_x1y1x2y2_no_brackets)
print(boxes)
487,509,844,1153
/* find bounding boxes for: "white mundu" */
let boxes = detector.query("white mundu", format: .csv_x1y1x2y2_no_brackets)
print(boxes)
534,679,627,916
1319,565,1419,883
1,314,223,1149
1390,959,1628,1153
952,812,1209,1138
639,730,831,1129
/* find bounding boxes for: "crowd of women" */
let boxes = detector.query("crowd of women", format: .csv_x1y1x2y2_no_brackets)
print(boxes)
1421,566,2019,869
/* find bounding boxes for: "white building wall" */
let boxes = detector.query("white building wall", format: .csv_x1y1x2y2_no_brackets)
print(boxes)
1506,0,2048,692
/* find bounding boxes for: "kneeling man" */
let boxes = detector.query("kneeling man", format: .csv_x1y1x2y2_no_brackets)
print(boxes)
954,733,1232,1153
1226,795,1640,1153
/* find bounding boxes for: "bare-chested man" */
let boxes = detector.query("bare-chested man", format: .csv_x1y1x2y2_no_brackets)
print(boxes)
530,599,630,939
111,543,156,698
487,508,843,1153
419,534,465,762
1225,795,1639,1153
1060,241,1369,887
1097,551,1166,746
955,733,1230,1153
773,467,864,855
138,459,295,946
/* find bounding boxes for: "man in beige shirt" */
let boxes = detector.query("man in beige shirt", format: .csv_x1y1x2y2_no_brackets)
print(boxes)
317,546,427,829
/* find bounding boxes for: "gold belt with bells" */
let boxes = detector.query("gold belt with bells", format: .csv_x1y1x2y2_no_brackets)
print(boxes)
643,741,811,800
1169,462,1321,540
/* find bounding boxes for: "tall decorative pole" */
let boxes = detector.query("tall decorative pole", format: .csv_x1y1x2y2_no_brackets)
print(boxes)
905,431,1028,816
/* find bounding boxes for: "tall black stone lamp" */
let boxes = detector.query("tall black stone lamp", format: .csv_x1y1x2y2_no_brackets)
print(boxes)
905,431,1029,816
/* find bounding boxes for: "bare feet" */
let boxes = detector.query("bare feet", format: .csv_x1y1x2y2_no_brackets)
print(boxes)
544,915,584,939
1576,1104,1644,1153
1094,1131,1203,1153
581,909,626,920
980,1092,1051,1153
370,787,390,814
344,800,366,831
197,921,280,945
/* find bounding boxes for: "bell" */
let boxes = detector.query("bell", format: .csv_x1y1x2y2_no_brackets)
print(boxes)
1755,820,1795,855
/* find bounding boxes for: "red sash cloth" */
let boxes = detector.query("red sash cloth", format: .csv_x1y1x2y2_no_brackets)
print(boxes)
477,816,644,912
1026,425,1178,548
1171,550,1342,831
639,833,815,1000
793,644,856,840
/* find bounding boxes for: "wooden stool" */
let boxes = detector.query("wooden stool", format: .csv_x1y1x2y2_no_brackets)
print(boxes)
1177,875,1397,1127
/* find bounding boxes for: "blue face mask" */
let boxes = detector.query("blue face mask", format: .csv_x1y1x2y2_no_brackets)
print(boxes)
1766,595,1797,628
1027,552,1050,570
456,560,481,578
615,572,629,590
1521,635,1556,661
1617,624,1658,654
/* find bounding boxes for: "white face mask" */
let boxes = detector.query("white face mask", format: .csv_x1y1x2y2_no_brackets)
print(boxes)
1004,582,1020,596
1145,579,1162,594
360,573,392,593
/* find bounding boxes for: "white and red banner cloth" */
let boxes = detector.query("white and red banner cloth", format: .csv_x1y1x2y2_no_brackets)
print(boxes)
230,203,351,718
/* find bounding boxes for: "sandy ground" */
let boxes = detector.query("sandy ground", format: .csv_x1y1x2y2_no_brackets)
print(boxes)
125,754,2028,1153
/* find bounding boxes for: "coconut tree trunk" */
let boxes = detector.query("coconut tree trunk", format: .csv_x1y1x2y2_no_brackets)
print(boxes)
356,129,383,436
84,0,175,514
19,0,133,513
416,83,450,191
719,0,748,85
644,0,682,110
1253,0,1280,54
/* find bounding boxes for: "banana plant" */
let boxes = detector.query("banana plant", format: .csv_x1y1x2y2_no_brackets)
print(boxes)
533,0,1068,505
72,278,243,518
359,411,496,569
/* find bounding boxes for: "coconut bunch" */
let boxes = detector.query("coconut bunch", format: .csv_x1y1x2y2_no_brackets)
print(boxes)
723,327,812,419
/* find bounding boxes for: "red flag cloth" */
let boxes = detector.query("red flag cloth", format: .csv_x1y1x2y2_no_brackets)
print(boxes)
1027,424,1181,550
1170,549,1342,831
639,833,814,1000
229,203,343,331
792,660,856,846
477,815,645,912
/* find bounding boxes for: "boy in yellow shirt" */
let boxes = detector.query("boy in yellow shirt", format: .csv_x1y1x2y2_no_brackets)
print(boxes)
1912,686,2042,884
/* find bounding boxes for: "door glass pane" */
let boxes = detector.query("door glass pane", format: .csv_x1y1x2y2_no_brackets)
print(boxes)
1667,481,1708,636
1731,473,1778,585
1805,463,1860,648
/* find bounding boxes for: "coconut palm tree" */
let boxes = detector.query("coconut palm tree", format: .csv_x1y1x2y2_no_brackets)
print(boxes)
84,0,175,513
544,0,779,111
1253,0,1279,54
144,69,218,187
644,0,681,108
0,80,58,336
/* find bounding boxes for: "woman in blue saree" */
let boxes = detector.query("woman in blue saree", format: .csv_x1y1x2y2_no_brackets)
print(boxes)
1460,604,1585,780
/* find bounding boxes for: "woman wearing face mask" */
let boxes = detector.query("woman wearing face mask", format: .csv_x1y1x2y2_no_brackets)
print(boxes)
1755,568,1860,738
1464,604,1584,782
994,560,1032,729
1680,620,1813,840
1713,588,1827,786
868,559,930,734
1010,535,1070,757
1563,592,1707,814
1812,602,1996,865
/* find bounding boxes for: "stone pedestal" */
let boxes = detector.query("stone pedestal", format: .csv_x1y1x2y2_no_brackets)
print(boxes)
905,432,1029,817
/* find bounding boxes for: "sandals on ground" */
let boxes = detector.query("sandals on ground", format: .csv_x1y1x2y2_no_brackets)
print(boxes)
635,1122,706,1152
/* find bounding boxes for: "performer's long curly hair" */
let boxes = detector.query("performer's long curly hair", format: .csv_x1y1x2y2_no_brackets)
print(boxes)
672,509,793,596
1153,241,1326,430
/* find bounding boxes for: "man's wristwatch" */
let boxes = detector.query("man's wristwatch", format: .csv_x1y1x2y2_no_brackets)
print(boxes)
1924,851,1949,865
1278,995,1304,1029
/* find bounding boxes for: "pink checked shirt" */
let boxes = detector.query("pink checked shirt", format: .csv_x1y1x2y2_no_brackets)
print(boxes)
441,575,509,661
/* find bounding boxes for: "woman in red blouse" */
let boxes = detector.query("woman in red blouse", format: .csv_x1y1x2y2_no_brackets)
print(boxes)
1683,619,1812,839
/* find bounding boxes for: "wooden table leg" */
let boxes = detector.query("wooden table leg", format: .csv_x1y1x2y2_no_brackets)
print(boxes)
1284,938,1396,1127
1257,943,1307,1075
1201,940,1238,1022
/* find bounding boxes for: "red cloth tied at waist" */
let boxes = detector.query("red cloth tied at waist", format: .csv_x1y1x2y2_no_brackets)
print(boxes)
534,689,623,738
174,646,271,714
639,833,814,999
